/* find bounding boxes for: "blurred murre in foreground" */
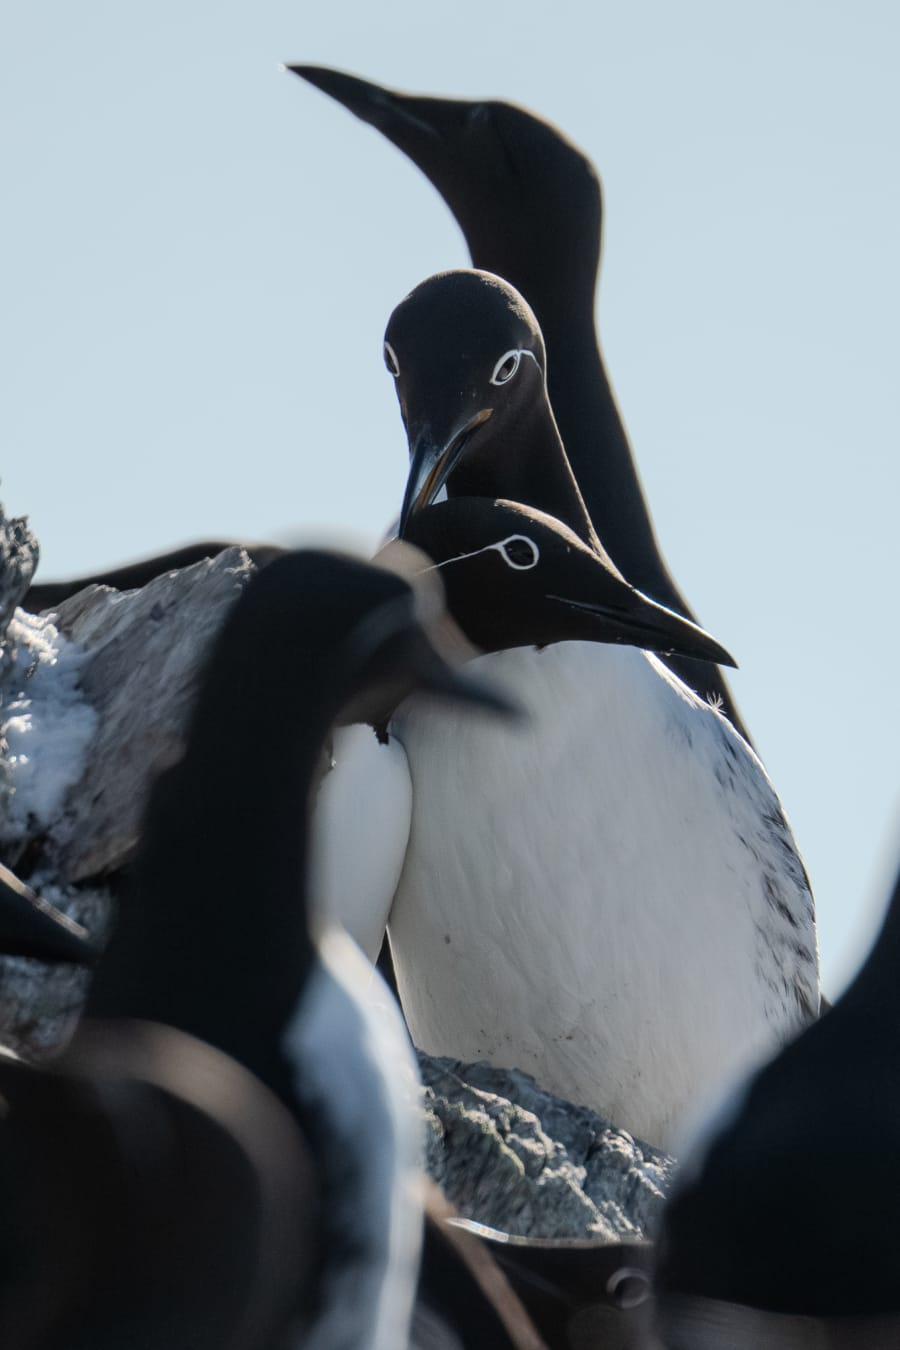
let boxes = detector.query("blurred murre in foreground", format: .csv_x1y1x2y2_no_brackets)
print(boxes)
0,545,531,1349
655,849,900,1349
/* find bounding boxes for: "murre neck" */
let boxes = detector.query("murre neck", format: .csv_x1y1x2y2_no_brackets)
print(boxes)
85,641,323,1098
446,397,600,553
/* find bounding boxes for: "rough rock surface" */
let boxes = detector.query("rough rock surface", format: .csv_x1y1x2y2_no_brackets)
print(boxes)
0,510,38,645
0,509,39,825
0,883,110,1059
43,548,256,882
420,1053,675,1241
0,512,255,1054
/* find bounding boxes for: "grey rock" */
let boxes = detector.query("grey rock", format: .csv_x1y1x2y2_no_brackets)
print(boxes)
420,1053,675,1241
0,531,255,1056
0,882,112,1059
44,548,255,882
0,507,40,828
0,508,38,642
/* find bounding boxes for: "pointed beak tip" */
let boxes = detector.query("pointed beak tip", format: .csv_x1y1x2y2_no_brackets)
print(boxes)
440,675,526,723
692,633,737,670
284,64,336,94
672,637,738,670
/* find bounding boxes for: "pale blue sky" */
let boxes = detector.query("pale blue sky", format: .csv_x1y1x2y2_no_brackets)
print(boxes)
3,1,897,992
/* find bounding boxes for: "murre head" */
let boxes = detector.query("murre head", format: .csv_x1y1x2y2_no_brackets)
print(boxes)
386,270,569,535
402,497,737,668
290,65,602,308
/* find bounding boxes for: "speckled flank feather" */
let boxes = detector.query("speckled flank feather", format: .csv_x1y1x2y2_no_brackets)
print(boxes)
389,641,818,1150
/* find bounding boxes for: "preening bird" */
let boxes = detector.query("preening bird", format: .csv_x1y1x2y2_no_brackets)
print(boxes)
315,269,817,1151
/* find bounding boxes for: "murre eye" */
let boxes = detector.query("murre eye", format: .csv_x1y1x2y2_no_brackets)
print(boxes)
490,350,521,386
498,535,538,570
605,1267,650,1310
383,341,400,378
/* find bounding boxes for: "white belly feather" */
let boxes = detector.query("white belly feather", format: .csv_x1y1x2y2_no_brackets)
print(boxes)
311,724,413,962
388,642,818,1149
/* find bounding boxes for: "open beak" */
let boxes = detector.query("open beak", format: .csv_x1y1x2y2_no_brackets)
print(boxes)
399,409,493,537
551,591,737,669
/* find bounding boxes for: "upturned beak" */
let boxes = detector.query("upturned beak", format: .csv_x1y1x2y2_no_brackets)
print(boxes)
287,65,449,147
399,409,493,537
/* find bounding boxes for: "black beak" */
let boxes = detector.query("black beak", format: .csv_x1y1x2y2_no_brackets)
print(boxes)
287,65,449,147
552,591,737,669
399,410,493,537
0,863,100,965
406,623,521,719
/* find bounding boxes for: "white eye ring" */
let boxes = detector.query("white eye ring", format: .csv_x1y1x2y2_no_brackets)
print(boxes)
490,349,522,385
384,341,400,378
421,532,540,574
605,1267,651,1310
495,534,539,570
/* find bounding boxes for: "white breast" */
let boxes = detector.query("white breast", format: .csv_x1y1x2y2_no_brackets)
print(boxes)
311,724,413,962
388,642,818,1150
282,928,422,1350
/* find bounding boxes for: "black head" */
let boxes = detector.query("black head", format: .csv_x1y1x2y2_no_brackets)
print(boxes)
87,547,513,1058
289,65,601,313
403,498,737,668
385,270,556,533
187,546,513,756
